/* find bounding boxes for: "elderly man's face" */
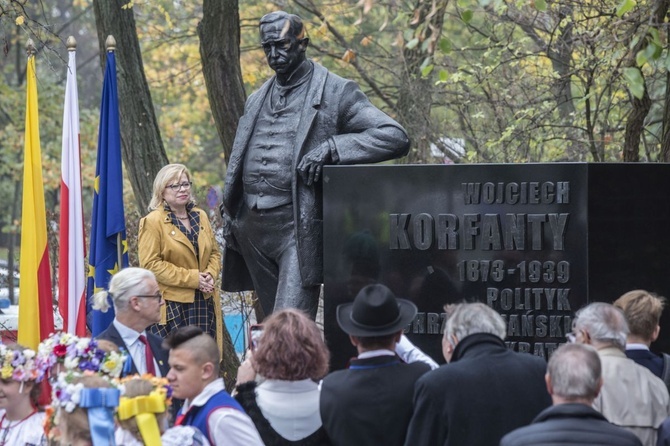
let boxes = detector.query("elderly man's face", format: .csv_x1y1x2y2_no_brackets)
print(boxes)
260,19,306,75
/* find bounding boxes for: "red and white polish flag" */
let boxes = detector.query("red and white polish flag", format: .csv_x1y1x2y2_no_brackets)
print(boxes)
58,42,86,336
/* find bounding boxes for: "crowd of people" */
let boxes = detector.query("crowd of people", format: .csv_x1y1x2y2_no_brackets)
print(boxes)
3,166,669,445
3,278,670,445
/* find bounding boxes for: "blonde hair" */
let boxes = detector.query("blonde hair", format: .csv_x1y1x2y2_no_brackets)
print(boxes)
614,290,666,342
58,375,113,445
117,377,169,438
148,164,193,211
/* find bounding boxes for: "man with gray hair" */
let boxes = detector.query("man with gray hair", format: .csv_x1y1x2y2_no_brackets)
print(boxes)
570,302,670,446
404,302,551,446
94,267,169,376
500,343,642,445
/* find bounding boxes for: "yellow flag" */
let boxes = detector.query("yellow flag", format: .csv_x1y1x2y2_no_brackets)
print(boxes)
18,53,54,349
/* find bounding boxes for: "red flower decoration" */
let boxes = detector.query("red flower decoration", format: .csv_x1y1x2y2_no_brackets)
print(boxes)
54,344,67,357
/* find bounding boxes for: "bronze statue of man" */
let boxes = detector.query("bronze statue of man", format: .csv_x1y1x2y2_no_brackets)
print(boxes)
220,11,410,319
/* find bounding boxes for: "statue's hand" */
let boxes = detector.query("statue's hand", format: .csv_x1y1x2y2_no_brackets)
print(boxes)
221,210,240,252
298,143,332,186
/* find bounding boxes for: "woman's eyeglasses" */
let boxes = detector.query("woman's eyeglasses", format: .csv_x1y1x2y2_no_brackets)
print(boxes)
166,181,192,191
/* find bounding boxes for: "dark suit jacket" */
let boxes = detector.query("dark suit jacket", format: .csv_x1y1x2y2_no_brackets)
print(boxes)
96,323,170,377
320,355,430,446
222,61,410,290
500,403,643,446
626,348,664,378
404,333,552,446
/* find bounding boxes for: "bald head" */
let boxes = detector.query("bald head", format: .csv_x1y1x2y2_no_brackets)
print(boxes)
547,343,602,404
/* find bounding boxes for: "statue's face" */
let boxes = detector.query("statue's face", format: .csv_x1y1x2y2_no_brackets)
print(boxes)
260,19,306,75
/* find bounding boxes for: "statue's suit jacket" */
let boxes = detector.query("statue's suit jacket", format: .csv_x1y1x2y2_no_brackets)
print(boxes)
222,61,410,290
96,323,170,377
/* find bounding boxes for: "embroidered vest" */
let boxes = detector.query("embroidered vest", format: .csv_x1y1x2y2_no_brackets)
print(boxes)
178,390,245,444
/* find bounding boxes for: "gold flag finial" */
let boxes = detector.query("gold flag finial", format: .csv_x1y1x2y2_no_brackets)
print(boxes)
105,35,116,52
26,39,36,56
66,36,77,51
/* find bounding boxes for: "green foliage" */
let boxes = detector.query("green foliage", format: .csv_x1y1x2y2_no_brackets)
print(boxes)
461,10,474,23
616,0,636,17
624,67,645,99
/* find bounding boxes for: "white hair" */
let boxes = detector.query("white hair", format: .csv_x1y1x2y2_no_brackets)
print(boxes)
548,343,601,400
92,268,156,313
574,302,629,350
444,302,506,345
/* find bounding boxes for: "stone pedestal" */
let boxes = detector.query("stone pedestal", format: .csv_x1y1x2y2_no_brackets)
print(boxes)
323,163,670,369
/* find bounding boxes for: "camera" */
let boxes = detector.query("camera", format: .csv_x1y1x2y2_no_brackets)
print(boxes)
249,324,264,351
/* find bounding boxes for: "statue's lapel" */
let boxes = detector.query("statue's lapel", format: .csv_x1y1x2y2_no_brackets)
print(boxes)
293,63,327,164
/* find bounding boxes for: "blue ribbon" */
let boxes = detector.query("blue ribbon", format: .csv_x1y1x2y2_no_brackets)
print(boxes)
78,388,120,446
121,348,133,376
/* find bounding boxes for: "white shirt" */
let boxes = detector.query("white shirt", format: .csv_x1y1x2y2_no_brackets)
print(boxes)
0,409,45,446
395,335,440,369
256,378,322,441
113,319,161,376
182,379,263,446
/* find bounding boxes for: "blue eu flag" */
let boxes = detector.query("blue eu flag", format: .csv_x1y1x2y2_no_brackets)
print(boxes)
86,49,128,336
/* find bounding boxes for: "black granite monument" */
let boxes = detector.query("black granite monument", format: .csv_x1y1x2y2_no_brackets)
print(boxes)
323,163,670,369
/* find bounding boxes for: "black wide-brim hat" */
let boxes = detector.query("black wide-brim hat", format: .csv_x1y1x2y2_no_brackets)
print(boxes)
337,284,417,337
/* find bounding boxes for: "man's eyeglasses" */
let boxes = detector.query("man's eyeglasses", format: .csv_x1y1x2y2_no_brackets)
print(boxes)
136,292,163,301
166,181,192,191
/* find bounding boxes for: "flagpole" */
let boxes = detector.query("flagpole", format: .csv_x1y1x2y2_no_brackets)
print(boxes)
59,35,87,336
106,35,124,272
117,233,123,270
19,37,55,349
87,34,128,335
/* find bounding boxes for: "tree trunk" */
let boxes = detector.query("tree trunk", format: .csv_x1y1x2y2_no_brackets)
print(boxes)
93,0,241,383
661,12,670,162
92,0,169,212
662,68,670,162
397,0,449,163
625,0,668,162
197,0,246,164
196,0,247,383
623,88,651,162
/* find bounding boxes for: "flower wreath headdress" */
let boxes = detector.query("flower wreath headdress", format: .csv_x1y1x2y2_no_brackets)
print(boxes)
117,374,174,445
37,332,127,379
49,371,123,446
0,343,46,383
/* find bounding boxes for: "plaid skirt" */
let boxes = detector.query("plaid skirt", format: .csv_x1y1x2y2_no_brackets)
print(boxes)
148,291,217,341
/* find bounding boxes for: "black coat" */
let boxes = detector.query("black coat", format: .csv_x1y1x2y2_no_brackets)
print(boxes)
320,355,430,446
500,403,643,446
235,381,330,446
404,333,552,446
96,323,170,377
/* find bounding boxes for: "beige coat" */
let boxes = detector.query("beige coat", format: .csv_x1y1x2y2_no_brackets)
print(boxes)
594,347,670,446
138,207,223,352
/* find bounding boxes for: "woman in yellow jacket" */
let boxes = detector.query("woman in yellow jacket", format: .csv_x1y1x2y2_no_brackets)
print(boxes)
138,164,223,354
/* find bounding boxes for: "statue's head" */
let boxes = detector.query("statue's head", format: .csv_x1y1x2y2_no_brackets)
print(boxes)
259,11,309,77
